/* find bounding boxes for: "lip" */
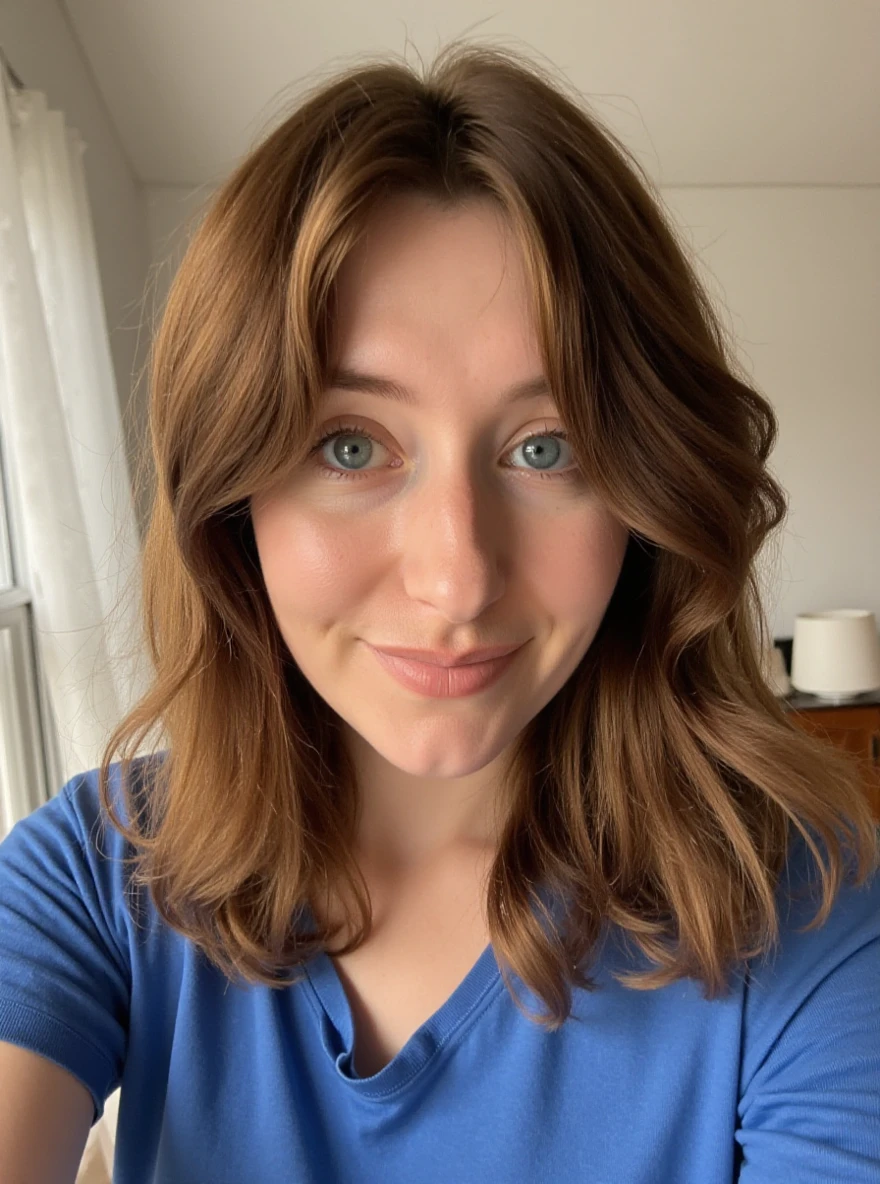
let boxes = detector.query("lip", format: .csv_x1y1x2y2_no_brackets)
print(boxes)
370,642,524,667
367,642,525,699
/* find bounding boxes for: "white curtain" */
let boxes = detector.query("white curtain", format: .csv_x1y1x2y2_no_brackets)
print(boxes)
0,69,148,821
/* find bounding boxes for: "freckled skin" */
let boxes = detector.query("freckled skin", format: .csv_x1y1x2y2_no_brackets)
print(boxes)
249,193,629,860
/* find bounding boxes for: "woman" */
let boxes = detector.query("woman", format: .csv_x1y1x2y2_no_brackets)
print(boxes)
1,41,878,1184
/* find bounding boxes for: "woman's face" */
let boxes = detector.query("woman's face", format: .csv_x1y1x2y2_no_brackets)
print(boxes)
250,193,629,783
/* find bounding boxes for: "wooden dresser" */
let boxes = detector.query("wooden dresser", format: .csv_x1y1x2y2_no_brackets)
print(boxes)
781,687,880,822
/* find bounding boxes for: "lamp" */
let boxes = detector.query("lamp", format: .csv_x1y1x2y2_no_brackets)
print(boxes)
791,609,880,703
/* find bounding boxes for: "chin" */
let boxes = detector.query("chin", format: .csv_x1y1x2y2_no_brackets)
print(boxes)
348,714,514,780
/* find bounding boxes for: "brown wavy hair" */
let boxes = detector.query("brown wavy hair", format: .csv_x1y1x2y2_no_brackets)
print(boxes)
99,40,879,1029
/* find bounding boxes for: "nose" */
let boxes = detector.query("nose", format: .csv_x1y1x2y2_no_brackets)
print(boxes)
399,465,506,624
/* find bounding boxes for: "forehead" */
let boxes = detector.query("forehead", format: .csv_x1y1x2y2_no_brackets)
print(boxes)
329,194,542,378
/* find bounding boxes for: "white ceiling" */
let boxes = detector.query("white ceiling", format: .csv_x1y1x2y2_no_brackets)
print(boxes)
61,0,880,188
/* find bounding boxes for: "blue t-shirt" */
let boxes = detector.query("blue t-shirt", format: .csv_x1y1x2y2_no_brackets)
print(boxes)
1,755,878,1183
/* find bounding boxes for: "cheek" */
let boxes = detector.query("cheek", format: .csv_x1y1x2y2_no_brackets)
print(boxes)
524,511,628,621
251,501,384,627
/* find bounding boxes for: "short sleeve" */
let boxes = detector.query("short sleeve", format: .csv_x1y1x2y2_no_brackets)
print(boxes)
0,767,135,1126
735,832,880,1181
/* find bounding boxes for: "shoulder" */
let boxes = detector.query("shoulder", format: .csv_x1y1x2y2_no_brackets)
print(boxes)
60,749,168,837
741,825,880,1075
734,828,880,1175
0,751,170,953
759,826,880,979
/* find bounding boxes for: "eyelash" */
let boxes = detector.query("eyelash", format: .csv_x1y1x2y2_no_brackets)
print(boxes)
309,420,577,483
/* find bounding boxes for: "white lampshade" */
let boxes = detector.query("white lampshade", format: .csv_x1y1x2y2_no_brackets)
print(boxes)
791,609,880,702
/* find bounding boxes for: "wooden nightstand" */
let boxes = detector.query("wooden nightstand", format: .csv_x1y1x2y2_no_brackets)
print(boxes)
781,688,880,822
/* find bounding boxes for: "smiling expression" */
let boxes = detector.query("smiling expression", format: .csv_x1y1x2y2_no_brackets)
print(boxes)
249,192,629,783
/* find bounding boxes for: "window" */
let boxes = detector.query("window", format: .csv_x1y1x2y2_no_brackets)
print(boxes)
0,413,60,836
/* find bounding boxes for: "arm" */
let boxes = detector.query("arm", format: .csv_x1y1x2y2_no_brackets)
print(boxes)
0,1042,94,1184
0,768,137,1173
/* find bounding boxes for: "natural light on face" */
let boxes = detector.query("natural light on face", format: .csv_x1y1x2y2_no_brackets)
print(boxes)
249,192,630,782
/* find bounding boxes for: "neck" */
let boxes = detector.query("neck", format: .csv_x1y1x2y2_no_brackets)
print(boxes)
342,722,511,869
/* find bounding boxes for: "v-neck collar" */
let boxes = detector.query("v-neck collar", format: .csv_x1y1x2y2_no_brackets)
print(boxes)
303,935,504,1098
298,876,569,1098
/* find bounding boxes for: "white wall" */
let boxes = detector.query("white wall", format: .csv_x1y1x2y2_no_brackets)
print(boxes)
143,185,214,305
145,183,880,640
663,187,880,638
0,0,153,537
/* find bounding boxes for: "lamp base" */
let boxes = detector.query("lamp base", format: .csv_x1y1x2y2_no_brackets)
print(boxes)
796,689,876,704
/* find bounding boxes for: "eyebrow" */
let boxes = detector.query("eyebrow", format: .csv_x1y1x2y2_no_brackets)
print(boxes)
324,367,553,406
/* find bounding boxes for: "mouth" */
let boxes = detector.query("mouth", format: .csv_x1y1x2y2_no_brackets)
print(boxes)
369,642,525,668
366,641,526,699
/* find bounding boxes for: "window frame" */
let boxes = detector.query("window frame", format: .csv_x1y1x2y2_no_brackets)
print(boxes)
0,414,61,832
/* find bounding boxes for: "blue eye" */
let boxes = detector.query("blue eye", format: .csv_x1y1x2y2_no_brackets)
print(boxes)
311,423,395,480
310,422,576,482
507,431,573,476
322,430,376,470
